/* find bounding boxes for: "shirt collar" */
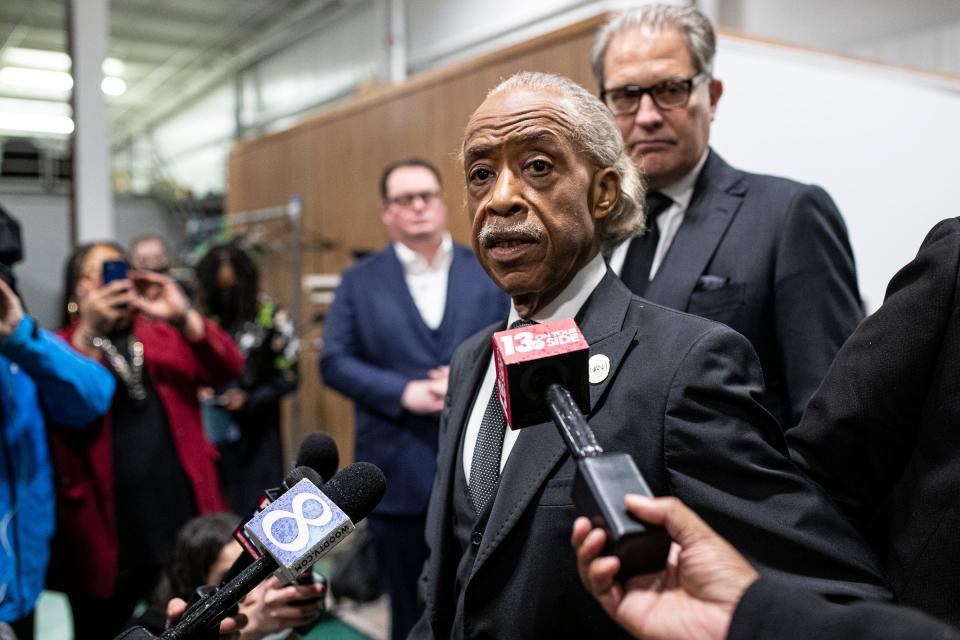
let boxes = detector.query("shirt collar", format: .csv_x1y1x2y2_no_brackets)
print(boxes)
394,233,453,273
507,252,607,325
660,149,709,210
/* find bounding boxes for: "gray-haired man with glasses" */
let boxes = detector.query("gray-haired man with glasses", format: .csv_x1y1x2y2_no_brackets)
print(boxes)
595,5,864,429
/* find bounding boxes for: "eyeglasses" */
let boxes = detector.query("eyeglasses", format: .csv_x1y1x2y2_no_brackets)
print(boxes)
387,191,443,208
601,74,707,116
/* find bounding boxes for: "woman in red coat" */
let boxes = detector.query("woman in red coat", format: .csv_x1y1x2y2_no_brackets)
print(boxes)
46,241,245,639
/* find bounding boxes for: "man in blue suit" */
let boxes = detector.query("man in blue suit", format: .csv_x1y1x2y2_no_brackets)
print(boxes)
320,157,508,640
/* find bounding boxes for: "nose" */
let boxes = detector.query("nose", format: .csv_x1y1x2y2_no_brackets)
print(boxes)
485,168,525,218
632,93,664,130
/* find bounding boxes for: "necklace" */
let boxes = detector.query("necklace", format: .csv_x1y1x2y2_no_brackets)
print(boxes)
90,334,147,401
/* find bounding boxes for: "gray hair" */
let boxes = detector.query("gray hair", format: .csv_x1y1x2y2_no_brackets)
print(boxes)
591,4,717,89
484,72,645,252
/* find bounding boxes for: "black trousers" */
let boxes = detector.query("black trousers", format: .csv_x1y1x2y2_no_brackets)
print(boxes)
367,512,429,640
69,567,160,640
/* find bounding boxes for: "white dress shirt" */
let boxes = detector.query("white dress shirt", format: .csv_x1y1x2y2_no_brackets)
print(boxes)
393,233,453,330
609,150,710,279
462,252,608,482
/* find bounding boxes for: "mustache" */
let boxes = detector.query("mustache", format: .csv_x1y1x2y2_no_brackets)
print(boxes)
476,220,543,246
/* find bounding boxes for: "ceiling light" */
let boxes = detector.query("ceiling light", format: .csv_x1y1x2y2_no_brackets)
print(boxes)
102,58,125,76
0,112,74,135
101,76,127,96
0,67,74,91
1,47,71,72
0,97,72,117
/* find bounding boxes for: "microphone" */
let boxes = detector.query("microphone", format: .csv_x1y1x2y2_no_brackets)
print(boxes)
266,432,341,500
159,462,385,640
493,319,670,576
226,432,341,577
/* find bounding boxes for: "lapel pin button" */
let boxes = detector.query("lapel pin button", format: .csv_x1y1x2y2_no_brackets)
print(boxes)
588,354,610,384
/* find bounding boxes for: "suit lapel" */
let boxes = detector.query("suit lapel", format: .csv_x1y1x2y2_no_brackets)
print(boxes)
473,272,635,571
579,272,637,413
644,151,747,311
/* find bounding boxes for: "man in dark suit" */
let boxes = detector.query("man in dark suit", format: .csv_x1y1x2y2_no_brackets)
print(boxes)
787,218,960,627
573,495,959,640
320,158,508,640
593,5,863,427
409,71,888,640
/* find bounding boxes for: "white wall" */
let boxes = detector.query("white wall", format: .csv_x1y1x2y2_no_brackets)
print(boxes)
711,36,960,310
406,0,601,70
244,0,386,129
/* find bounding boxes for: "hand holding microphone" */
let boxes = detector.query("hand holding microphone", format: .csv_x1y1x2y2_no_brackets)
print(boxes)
571,495,759,640
157,461,384,639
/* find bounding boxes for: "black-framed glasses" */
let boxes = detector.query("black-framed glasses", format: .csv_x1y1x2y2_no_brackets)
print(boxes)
601,74,707,115
387,190,442,208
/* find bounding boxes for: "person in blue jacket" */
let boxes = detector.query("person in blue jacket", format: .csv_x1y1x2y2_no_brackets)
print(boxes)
0,271,115,639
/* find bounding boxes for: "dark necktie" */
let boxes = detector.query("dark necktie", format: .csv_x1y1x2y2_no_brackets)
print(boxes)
620,191,673,296
468,318,534,514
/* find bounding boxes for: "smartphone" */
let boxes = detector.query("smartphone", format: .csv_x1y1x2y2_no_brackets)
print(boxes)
102,259,128,285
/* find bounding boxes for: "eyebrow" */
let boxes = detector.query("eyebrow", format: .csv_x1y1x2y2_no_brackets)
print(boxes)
464,129,564,164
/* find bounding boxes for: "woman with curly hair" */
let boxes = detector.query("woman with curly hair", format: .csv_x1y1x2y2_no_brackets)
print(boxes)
195,243,300,514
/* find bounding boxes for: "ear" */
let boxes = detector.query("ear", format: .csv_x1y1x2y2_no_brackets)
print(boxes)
708,78,723,118
590,167,620,221
381,202,392,226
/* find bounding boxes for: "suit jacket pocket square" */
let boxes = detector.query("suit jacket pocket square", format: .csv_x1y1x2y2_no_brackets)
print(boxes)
688,280,745,318
694,275,731,291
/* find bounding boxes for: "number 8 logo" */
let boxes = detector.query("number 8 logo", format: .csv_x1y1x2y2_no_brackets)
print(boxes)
262,493,333,552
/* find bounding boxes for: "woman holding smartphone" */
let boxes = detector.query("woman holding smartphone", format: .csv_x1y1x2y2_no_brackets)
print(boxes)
46,241,245,639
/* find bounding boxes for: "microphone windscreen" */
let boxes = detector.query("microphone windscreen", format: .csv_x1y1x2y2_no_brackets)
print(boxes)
320,462,386,523
296,432,340,482
284,465,324,489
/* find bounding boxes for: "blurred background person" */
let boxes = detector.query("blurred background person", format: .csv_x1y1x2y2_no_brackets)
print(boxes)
45,241,244,639
130,232,197,301
134,513,325,639
0,213,115,640
195,242,299,515
130,232,172,274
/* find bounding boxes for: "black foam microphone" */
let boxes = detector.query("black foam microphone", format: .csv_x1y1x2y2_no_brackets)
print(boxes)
493,319,671,576
158,462,385,640
226,433,341,578
298,432,341,478
265,432,341,502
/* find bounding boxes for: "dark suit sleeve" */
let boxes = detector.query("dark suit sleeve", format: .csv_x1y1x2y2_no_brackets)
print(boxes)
773,185,863,426
787,218,960,522
728,578,960,640
320,270,410,418
665,325,889,600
